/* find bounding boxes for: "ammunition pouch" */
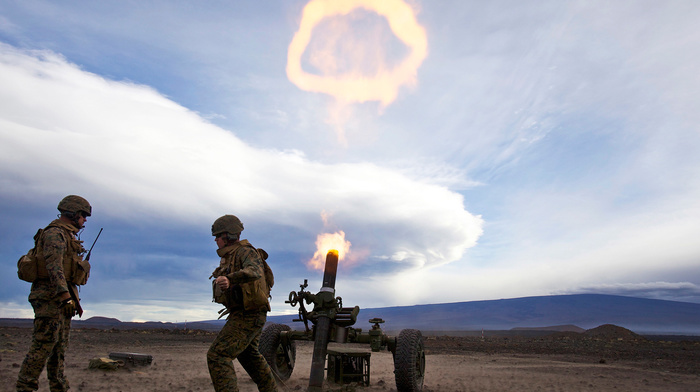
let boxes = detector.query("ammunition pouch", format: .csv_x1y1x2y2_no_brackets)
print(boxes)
212,279,225,304
212,280,243,309
72,257,91,286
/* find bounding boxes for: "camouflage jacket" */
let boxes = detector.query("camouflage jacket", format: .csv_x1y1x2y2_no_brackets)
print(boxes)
29,219,85,312
211,239,269,312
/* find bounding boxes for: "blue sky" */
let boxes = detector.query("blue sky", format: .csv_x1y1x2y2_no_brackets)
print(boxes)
1,0,699,323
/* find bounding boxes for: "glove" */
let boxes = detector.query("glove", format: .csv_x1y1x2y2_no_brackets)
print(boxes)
60,299,77,318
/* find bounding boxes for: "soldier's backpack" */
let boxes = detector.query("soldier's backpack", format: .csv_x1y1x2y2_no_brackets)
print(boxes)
17,225,91,285
16,228,44,283
240,247,274,312
256,248,274,293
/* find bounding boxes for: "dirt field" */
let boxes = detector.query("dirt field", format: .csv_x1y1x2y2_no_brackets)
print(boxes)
1,325,699,391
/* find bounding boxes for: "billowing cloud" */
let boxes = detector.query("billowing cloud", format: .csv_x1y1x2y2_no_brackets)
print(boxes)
0,44,482,275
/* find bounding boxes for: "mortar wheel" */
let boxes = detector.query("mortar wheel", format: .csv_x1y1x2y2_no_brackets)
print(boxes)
260,323,296,380
393,329,425,392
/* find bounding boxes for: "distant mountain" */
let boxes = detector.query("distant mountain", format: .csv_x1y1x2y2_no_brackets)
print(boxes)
2,294,698,334
512,325,585,333
267,294,700,335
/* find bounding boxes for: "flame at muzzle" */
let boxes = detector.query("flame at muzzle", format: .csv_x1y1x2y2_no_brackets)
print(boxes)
308,231,351,270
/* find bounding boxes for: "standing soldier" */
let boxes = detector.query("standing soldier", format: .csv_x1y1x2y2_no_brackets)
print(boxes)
208,214,277,392
16,195,92,392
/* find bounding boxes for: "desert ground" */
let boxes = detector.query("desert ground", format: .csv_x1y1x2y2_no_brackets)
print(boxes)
1,325,699,392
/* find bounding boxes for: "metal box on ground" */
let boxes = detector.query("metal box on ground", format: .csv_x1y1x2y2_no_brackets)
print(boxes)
326,347,370,386
108,352,153,366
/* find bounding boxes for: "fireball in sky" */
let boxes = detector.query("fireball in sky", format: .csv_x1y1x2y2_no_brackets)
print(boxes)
287,0,428,142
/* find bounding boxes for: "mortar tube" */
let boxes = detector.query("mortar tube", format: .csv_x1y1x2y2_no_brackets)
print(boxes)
321,249,338,290
308,250,339,392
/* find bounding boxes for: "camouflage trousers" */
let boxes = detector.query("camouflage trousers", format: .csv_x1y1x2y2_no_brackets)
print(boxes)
16,314,71,392
207,310,277,392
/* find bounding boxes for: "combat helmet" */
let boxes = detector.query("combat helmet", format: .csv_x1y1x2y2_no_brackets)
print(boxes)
212,215,244,237
58,195,92,217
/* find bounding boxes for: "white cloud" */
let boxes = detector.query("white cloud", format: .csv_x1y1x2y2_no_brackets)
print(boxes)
0,43,483,274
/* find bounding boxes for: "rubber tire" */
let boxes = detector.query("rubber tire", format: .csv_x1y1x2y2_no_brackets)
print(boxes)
260,323,296,380
394,329,425,392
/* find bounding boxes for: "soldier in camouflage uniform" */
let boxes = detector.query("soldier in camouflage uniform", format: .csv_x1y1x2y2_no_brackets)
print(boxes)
208,215,277,392
16,195,92,392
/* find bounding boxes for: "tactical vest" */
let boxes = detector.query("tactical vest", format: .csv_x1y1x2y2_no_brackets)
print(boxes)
211,240,270,312
35,220,90,285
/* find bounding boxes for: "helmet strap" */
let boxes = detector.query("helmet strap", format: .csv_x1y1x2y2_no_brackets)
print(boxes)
60,211,83,229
